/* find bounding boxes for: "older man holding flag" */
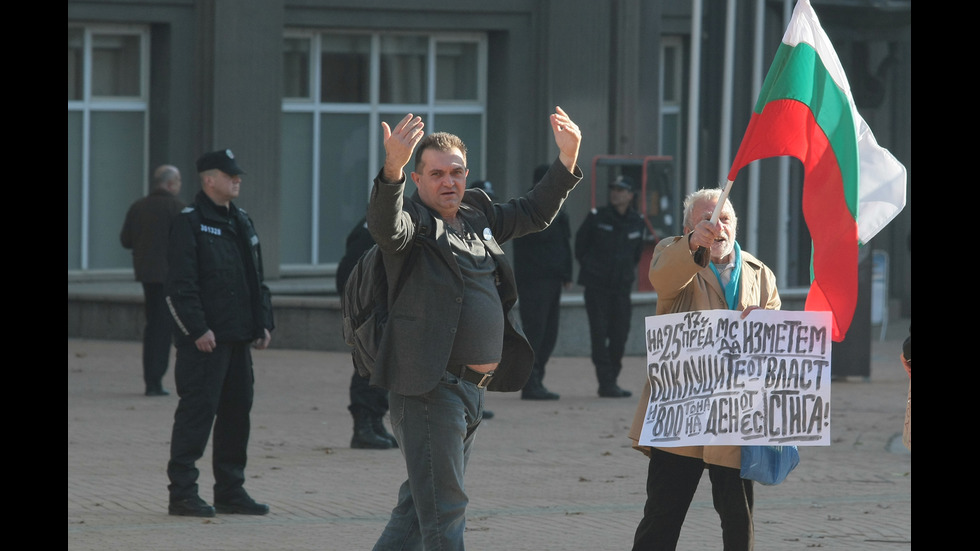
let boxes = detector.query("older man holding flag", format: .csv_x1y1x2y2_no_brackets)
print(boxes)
629,1,906,549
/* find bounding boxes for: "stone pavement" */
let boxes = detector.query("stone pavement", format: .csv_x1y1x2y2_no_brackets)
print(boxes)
68,323,910,551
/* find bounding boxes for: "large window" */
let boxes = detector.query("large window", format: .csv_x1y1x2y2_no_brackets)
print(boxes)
68,25,149,271
281,31,487,267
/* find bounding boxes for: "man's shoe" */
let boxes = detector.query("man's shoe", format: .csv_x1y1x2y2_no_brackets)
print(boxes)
169,496,215,517
482,409,495,420
598,385,632,398
214,494,270,515
146,387,170,397
522,387,560,400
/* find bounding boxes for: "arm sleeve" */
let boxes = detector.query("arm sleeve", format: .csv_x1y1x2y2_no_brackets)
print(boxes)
633,219,645,264
763,265,781,311
367,171,420,255
648,235,704,302
559,213,574,282
486,157,582,244
255,238,275,332
165,215,209,340
574,212,595,263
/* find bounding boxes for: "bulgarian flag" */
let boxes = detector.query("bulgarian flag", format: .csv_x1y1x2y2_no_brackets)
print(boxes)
727,0,907,341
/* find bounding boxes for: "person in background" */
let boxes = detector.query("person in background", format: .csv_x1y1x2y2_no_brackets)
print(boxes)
513,164,572,400
336,216,400,449
165,149,274,518
575,175,645,398
120,164,185,396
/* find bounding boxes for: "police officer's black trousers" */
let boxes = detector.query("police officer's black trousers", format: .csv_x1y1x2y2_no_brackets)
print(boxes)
168,341,253,501
348,368,389,417
517,277,564,388
584,286,632,388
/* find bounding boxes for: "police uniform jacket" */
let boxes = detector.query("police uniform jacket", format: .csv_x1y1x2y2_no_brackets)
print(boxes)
166,191,274,344
628,234,780,469
367,157,582,396
575,205,645,291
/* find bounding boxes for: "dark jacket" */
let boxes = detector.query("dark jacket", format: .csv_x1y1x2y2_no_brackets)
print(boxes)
575,205,645,291
513,209,573,285
367,156,582,395
336,218,375,293
120,188,185,283
166,191,274,344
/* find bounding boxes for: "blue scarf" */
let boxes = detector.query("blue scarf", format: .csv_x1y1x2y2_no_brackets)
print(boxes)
708,241,741,310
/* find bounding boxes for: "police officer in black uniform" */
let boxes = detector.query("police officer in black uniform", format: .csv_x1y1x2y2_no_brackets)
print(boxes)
575,175,645,398
165,149,274,517
513,165,573,400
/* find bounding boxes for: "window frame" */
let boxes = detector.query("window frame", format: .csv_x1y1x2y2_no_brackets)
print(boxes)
281,29,487,267
68,23,150,272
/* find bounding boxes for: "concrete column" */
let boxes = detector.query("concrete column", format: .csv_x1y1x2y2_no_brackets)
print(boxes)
197,0,284,278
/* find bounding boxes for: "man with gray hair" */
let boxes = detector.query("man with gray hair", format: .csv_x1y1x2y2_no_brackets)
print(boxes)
120,165,185,396
628,188,780,551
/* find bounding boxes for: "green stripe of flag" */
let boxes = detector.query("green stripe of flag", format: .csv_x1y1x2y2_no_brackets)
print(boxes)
756,42,859,218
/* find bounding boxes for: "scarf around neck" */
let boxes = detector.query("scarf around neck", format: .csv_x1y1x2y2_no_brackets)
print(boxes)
708,240,741,310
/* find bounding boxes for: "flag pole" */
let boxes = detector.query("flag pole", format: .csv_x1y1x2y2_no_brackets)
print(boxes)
693,179,735,265
709,179,735,224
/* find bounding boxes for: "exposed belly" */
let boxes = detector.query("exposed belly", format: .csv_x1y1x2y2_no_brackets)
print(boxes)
467,362,498,373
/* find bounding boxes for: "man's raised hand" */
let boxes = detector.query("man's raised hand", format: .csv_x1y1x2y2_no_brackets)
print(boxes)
381,114,425,182
550,106,581,172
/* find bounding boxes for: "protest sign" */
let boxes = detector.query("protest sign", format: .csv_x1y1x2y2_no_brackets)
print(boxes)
639,309,832,447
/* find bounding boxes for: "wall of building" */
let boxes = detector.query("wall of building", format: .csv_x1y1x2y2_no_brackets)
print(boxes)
69,0,911,315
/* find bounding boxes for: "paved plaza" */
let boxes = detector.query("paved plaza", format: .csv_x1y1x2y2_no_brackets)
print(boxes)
68,324,910,550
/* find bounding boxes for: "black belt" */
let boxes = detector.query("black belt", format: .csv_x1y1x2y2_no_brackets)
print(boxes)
447,364,495,388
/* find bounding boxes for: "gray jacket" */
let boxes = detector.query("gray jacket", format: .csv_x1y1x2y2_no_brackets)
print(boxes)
367,157,582,395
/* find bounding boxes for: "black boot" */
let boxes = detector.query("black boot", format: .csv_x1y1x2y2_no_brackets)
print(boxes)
598,384,632,398
351,412,392,449
522,370,559,400
372,416,398,448
522,385,560,400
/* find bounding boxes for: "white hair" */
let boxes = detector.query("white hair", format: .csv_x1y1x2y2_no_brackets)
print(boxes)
682,188,737,233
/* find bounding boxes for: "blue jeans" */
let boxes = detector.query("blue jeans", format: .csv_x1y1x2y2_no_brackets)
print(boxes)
374,371,485,551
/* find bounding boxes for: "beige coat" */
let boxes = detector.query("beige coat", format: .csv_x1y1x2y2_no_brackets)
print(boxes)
628,235,780,468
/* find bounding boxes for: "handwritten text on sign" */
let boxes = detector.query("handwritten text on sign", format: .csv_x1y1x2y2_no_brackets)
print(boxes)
639,310,832,447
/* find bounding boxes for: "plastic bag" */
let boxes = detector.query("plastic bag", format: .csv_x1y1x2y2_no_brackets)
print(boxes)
740,445,800,485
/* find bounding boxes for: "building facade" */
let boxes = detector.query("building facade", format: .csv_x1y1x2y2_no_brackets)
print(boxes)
68,0,911,314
